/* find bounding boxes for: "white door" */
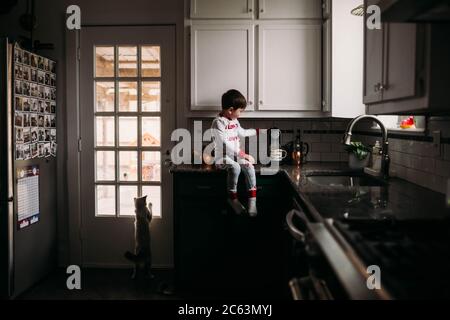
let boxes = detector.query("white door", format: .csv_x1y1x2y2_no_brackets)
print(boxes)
190,0,254,19
258,23,322,111
190,24,254,110
79,26,176,267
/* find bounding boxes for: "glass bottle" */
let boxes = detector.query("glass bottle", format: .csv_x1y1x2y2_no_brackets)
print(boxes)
292,130,302,166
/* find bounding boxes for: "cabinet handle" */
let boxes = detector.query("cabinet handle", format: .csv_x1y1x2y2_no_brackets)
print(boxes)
374,83,387,92
374,83,381,92
248,8,253,13
248,101,253,105
259,100,263,105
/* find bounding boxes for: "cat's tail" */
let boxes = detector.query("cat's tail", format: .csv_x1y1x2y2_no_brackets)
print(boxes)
124,251,139,262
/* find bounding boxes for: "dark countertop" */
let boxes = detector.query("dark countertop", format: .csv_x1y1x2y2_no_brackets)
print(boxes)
284,164,450,222
171,162,450,222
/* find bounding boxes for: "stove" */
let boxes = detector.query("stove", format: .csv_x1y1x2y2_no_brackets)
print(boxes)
334,219,450,299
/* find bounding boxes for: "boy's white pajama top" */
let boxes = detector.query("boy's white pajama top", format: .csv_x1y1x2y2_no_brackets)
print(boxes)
211,116,257,193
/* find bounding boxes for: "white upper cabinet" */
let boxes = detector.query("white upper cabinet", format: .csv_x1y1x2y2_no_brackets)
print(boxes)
190,0,254,19
328,0,365,118
258,0,322,19
258,23,322,111
190,24,254,110
189,0,327,115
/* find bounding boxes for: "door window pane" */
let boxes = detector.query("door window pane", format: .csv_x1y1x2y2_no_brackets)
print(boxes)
142,151,161,182
95,82,114,112
119,151,137,181
118,46,137,77
142,117,160,147
142,186,161,218
96,151,115,181
142,81,160,112
119,185,138,216
95,47,114,77
118,117,137,146
96,116,115,146
141,46,161,77
96,185,115,216
118,82,138,112
93,43,165,219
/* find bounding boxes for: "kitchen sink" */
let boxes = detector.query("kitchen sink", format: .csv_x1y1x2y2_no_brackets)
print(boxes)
306,174,386,187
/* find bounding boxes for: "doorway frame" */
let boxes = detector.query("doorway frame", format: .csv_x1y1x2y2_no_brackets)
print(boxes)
65,25,179,267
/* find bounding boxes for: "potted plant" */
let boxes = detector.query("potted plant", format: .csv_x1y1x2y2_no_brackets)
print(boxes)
345,142,371,169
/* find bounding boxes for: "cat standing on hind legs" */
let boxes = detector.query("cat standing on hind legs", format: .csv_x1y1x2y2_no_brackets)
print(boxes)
124,196,154,280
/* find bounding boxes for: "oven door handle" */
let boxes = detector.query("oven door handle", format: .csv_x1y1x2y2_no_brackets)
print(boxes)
289,275,334,300
286,209,306,243
289,277,308,300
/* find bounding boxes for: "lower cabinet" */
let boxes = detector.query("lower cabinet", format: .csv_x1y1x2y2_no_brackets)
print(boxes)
173,171,292,298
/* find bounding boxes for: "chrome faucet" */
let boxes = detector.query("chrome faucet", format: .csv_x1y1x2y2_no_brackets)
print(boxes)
343,115,390,180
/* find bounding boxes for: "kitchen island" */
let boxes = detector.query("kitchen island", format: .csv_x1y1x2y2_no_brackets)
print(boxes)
170,163,450,299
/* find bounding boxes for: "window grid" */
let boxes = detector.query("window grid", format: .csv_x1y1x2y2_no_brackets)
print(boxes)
94,45,162,218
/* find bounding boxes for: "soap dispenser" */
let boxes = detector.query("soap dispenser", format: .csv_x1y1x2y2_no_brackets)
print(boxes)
372,141,382,171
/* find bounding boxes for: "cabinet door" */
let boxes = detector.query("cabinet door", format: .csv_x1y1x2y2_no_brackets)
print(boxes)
258,23,322,111
382,23,417,101
175,198,229,291
258,0,322,19
190,0,254,19
331,0,365,118
363,4,383,104
191,24,254,111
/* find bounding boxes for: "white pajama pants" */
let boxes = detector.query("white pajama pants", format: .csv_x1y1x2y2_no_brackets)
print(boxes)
215,156,257,193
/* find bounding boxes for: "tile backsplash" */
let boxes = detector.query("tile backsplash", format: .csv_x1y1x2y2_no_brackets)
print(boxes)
188,117,450,194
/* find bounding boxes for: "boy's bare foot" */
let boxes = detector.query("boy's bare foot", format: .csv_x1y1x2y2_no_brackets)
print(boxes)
228,198,246,215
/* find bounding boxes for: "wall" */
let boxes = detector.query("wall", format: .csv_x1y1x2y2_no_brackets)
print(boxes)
188,117,351,162
353,117,450,195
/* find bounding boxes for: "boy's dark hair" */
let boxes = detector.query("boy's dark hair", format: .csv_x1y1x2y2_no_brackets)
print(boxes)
221,89,247,110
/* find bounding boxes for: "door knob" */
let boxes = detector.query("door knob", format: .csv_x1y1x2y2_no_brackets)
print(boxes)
163,159,173,167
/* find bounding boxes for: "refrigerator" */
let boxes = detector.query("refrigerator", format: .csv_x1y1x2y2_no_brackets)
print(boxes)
1,37,58,299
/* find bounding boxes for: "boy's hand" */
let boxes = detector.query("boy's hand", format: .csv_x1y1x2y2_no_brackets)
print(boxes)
238,150,256,164
244,154,256,164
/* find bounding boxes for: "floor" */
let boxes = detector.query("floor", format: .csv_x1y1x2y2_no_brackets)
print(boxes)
17,268,179,300
17,267,290,300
